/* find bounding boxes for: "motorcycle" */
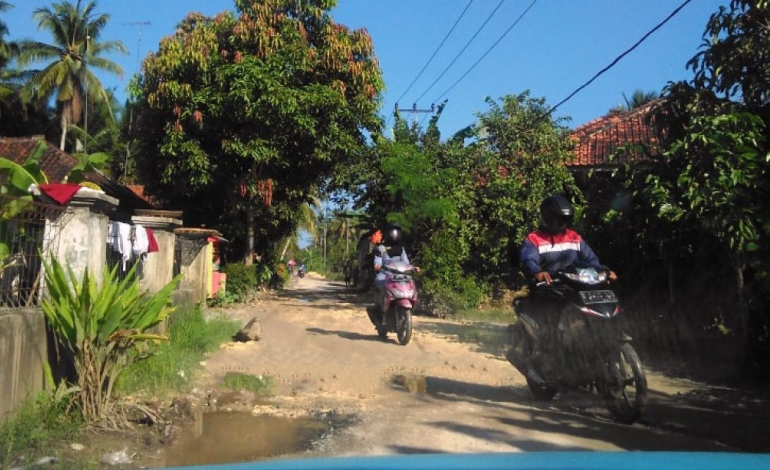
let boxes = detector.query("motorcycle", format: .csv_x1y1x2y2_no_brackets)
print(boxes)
365,259,417,345
298,266,306,278
506,263,648,424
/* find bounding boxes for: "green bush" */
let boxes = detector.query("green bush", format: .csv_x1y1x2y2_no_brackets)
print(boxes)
41,257,180,423
117,306,240,396
0,392,82,466
221,263,256,300
421,276,488,316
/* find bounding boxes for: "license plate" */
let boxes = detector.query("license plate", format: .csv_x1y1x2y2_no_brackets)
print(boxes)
580,290,618,304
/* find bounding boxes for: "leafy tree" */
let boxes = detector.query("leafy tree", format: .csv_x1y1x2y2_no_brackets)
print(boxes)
17,0,127,151
462,93,579,286
687,0,770,107
133,0,383,264
589,0,770,369
611,89,660,113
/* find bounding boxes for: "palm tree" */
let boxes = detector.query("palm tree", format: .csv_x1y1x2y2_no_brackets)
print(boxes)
619,89,660,111
0,1,22,102
18,0,127,151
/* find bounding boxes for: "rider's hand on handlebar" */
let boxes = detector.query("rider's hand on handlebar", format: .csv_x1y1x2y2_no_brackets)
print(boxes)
608,271,618,282
414,266,421,273
534,271,552,284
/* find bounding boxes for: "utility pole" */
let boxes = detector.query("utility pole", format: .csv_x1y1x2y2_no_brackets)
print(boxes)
394,102,436,122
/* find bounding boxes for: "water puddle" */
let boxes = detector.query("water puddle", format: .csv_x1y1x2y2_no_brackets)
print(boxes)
162,411,330,467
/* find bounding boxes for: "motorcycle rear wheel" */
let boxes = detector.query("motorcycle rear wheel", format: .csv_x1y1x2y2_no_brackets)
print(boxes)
510,323,557,401
396,306,412,345
604,343,648,424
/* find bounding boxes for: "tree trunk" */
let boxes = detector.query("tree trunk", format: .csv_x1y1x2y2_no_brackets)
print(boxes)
59,112,68,151
244,205,255,266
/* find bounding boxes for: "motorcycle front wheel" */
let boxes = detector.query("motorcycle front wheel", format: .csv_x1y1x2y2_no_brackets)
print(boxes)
395,306,412,345
603,343,648,424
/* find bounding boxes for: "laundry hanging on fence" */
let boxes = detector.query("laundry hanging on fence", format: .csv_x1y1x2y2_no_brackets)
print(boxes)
133,224,149,260
107,221,133,269
146,228,159,253
107,222,160,269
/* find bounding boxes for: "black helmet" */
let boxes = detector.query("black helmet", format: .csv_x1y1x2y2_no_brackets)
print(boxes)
540,195,573,234
384,223,402,244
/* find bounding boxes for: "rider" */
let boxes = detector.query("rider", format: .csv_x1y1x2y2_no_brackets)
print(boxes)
371,223,419,321
518,195,617,367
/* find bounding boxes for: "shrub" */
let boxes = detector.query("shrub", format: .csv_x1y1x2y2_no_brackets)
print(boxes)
221,262,256,300
41,257,181,423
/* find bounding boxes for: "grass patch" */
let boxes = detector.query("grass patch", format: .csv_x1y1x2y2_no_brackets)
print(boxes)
453,307,516,324
117,306,240,397
0,393,83,468
222,373,275,395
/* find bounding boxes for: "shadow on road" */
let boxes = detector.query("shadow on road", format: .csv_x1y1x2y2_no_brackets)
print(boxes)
420,376,763,452
417,320,510,359
306,327,378,342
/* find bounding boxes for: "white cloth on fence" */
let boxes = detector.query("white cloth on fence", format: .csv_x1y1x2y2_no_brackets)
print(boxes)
107,221,133,269
132,224,149,261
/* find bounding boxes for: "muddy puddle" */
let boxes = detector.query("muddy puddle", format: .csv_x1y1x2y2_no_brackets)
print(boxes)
161,411,331,468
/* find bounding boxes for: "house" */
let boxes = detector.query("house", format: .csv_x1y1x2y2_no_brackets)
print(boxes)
0,136,155,217
568,100,664,172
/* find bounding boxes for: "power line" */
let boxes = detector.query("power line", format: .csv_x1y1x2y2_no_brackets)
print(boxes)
538,0,692,123
432,0,538,104
394,0,474,107
412,0,505,105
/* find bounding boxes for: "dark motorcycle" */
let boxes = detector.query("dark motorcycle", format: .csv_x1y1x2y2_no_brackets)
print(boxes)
506,264,648,424
298,266,306,278
365,259,417,345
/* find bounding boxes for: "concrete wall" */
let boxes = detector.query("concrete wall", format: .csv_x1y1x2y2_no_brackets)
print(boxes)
0,189,119,418
0,309,47,419
132,216,182,295
45,192,117,284
175,236,210,305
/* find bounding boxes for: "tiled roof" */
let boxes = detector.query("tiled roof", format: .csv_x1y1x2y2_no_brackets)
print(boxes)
0,136,155,212
569,100,663,169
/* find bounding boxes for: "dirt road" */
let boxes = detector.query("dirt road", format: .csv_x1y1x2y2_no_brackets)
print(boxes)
199,274,770,457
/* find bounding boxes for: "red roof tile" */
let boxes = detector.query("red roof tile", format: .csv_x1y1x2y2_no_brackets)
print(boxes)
569,100,663,169
0,136,155,212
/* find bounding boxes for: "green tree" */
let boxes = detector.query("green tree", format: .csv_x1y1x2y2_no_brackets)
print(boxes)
18,0,127,151
593,0,770,369
462,92,579,286
615,89,660,112
134,0,383,264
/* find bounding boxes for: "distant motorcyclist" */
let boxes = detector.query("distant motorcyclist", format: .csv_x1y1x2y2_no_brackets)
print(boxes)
372,223,419,321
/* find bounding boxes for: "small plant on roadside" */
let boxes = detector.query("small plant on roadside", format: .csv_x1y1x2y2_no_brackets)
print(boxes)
0,391,83,468
117,307,240,396
41,257,181,424
222,372,274,395
220,262,256,301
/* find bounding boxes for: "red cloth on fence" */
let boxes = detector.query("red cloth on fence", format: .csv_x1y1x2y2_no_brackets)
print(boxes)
146,227,159,253
38,183,82,205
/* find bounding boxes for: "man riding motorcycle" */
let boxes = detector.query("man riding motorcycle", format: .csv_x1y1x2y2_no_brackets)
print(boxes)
518,195,617,379
371,223,419,323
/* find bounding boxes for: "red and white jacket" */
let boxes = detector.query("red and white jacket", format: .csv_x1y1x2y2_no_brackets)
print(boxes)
519,228,602,277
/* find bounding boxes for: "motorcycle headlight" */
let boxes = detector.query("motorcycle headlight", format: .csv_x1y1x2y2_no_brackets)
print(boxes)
564,269,607,284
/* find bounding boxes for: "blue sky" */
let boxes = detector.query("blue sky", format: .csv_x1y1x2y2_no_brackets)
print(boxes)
4,0,726,137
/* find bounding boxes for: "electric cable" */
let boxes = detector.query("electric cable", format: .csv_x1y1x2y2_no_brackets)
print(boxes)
432,0,538,104
412,0,505,105
537,0,692,123
394,0,474,107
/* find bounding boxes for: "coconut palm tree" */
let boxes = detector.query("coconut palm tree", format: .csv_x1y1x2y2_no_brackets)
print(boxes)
17,0,127,151
0,1,22,102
